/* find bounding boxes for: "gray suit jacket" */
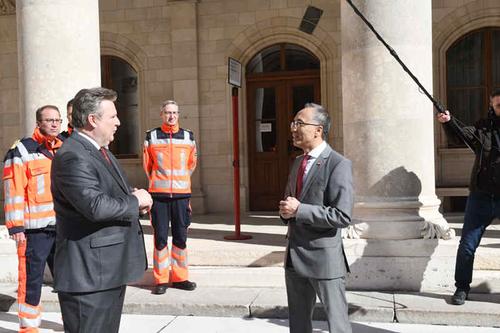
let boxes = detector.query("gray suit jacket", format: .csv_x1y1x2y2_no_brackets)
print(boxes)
51,133,147,292
284,143,354,279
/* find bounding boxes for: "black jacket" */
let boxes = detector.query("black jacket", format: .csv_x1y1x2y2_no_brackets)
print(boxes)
51,132,147,292
444,115,500,196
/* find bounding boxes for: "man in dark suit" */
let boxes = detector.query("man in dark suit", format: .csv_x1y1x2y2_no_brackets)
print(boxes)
279,103,354,333
51,87,152,333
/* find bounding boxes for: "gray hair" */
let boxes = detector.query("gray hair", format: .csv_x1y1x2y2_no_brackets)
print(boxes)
305,102,330,139
161,100,178,111
72,88,117,129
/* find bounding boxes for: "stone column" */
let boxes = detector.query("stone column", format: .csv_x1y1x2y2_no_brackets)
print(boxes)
16,0,101,135
341,0,453,240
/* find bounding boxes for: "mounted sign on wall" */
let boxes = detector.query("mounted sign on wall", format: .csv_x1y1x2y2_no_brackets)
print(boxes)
228,57,242,87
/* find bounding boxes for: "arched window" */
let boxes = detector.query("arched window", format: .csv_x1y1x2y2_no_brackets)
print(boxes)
246,43,319,74
101,55,140,158
446,28,500,147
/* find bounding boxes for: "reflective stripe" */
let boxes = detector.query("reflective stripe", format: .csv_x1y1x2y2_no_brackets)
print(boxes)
171,246,186,256
154,180,189,190
149,129,192,145
5,210,24,221
3,179,12,200
16,142,47,162
16,142,29,160
19,303,39,316
4,195,24,205
157,152,164,169
154,248,170,270
36,174,45,195
171,257,187,268
156,168,188,177
3,156,23,167
144,140,149,148
152,138,191,145
20,316,41,328
25,203,53,213
154,257,170,270
25,216,56,229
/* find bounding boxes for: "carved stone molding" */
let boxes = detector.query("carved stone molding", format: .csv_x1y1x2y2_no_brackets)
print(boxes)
0,0,15,16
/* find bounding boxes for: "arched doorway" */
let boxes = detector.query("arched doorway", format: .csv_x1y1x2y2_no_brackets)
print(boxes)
101,55,140,159
246,43,320,211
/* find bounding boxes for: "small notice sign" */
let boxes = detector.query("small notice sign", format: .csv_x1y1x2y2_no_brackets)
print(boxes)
228,57,242,87
259,123,272,132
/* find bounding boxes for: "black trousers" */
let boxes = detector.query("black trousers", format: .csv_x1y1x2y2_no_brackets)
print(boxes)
58,285,126,333
150,197,191,250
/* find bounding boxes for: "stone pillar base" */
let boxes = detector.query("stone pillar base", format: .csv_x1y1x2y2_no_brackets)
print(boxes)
345,238,455,292
343,196,455,240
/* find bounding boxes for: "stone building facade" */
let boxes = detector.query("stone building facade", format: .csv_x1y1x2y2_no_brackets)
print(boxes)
0,0,499,221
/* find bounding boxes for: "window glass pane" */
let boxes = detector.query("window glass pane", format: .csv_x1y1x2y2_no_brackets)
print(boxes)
292,85,315,116
285,44,320,71
246,45,281,74
447,32,483,87
446,31,486,148
102,56,139,158
255,87,276,152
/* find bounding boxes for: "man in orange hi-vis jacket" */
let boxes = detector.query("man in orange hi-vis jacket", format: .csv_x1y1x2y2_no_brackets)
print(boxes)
3,105,65,333
143,100,197,295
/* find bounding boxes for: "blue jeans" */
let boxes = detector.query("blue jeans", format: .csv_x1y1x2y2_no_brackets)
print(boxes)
455,191,500,291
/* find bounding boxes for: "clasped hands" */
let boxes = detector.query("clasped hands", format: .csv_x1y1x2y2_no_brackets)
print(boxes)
279,196,300,219
132,188,153,215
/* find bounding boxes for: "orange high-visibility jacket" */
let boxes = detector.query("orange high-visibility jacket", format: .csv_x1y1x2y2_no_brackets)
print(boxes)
143,125,197,198
2,129,64,234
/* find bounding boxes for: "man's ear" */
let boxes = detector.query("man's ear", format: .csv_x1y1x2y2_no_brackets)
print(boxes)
87,114,97,129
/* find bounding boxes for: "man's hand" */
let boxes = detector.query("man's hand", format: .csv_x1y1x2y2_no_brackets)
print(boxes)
132,189,153,212
279,196,300,219
11,232,26,244
437,110,451,123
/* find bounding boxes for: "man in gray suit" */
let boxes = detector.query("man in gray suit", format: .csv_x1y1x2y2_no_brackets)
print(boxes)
279,103,354,333
51,87,152,333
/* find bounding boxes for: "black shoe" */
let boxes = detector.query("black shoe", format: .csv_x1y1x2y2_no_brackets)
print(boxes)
153,283,168,295
451,289,468,305
172,280,197,291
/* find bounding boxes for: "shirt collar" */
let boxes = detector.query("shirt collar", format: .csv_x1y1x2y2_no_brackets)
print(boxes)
76,130,101,150
307,140,327,159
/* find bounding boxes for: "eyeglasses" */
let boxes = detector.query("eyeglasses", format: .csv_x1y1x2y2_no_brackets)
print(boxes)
41,118,63,124
290,120,321,128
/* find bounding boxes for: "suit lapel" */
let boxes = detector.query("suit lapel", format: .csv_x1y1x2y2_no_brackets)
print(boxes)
299,145,332,200
74,134,129,194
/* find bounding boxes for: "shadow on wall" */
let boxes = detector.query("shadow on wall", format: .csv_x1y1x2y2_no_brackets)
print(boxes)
346,166,443,293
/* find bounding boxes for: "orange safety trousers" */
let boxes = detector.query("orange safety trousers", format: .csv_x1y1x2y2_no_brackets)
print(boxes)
16,231,55,333
150,197,191,284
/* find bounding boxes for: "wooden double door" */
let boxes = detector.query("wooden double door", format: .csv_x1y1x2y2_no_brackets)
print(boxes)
247,73,320,211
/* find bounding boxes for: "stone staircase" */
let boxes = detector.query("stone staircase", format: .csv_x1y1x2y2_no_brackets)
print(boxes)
0,213,499,293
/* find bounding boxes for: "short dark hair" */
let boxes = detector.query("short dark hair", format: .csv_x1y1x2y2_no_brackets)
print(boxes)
305,102,331,139
491,89,500,99
66,98,74,110
35,105,60,122
71,88,117,129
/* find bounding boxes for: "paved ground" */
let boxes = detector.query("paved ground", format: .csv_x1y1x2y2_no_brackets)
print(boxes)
1,213,500,331
0,312,500,333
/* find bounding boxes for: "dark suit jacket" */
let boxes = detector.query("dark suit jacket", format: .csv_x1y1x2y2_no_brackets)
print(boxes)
284,143,354,279
51,133,147,293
